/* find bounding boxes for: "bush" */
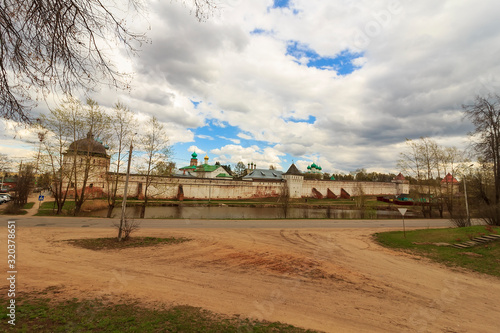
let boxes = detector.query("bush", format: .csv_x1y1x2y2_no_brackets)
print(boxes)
478,203,500,226
450,207,471,227
113,217,141,241
2,202,24,215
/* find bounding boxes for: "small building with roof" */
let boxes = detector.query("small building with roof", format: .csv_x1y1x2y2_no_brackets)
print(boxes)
440,172,460,194
441,173,459,184
179,152,232,179
242,169,284,181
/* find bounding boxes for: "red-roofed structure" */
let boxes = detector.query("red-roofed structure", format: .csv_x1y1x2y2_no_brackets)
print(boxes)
441,173,459,184
394,173,406,181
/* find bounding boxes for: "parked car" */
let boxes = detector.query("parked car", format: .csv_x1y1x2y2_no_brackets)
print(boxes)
0,193,12,203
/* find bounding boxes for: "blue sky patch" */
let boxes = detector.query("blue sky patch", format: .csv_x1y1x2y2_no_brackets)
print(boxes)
283,115,316,124
286,41,364,75
273,0,290,9
190,99,201,109
250,28,270,35
173,121,250,165
269,0,299,14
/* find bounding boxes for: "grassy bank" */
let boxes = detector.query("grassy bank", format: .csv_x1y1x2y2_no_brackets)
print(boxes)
35,200,107,216
374,225,500,277
0,292,316,332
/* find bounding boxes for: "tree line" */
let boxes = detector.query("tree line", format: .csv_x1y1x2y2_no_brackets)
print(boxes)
398,94,500,226
28,96,173,217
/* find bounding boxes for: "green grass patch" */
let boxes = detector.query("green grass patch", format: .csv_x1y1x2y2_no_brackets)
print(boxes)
39,201,73,210
67,236,191,250
0,292,316,332
35,201,77,216
23,202,35,209
374,225,500,277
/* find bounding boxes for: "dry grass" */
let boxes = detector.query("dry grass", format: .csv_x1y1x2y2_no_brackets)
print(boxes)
81,200,108,212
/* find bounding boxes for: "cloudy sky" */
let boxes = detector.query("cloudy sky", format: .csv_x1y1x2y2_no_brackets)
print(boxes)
2,0,500,174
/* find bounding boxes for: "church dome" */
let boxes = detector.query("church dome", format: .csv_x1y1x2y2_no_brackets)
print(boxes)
68,131,107,156
191,152,198,158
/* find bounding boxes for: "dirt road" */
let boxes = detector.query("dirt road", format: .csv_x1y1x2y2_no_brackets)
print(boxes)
2,226,499,332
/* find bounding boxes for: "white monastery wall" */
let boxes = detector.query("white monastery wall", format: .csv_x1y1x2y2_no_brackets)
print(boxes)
302,180,408,197
109,173,408,200
112,174,284,199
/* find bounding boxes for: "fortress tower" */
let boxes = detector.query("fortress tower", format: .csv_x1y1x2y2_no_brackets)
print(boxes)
63,131,110,190
282,163,304,198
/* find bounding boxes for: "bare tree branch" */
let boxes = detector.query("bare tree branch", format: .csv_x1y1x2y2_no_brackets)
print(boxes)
0,0,214,124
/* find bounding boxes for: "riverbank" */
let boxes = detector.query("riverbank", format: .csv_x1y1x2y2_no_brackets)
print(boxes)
35,196,398,210
33,197,422,220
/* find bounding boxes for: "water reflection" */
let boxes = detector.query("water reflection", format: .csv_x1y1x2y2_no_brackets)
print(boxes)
88,205,410,219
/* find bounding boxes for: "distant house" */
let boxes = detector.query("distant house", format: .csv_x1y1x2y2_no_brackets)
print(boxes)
441,173,459,184
0,177,16,191
441,173,460,194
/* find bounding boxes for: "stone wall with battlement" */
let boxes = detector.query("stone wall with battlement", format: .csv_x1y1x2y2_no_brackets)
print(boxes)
108,173,408,200
111,174,284,200
301,180,409,198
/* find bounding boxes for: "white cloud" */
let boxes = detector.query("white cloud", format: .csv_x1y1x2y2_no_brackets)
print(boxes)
210,144,286,170
187,146,206,155
196,135,214,140
217,135,240,144
237,133,253,140
3,1,499,174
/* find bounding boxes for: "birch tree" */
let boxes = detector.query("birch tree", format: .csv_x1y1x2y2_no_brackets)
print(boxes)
139,116,171,218
106,103,136,218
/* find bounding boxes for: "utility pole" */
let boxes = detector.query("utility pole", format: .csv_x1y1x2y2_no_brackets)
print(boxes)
118,137,134,241
463,164,474,226
34,132,45,195
463,176,469,226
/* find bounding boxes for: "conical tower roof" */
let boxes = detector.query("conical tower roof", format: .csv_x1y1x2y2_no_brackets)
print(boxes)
284,163,302,175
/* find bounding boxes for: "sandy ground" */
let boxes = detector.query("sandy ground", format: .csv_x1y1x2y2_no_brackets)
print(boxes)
2,225,500,333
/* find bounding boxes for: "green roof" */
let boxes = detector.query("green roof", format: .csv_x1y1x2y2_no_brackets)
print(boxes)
180,164,229,174
196,164,220,172
191,151,197,158
179,165,197,170
216,173,232,178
